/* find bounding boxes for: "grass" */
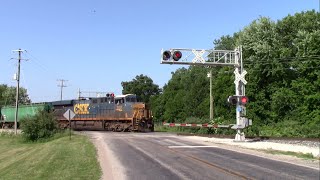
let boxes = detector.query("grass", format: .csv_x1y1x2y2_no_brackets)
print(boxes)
261,148,317,160
0,132,101,180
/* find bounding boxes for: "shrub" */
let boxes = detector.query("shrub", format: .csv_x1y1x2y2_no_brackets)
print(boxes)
20,109,58,141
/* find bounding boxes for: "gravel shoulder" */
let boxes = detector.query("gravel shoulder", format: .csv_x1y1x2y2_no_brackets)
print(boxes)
83,132,127,180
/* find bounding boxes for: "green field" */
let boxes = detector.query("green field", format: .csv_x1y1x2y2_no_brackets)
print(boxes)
0,133,101,180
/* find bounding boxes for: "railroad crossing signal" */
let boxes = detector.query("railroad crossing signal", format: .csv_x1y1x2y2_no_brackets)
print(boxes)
160,48,238,66
106,93,115,97
162,50,182,61
227,96,249,105
161,46,250,141
229,95,248,118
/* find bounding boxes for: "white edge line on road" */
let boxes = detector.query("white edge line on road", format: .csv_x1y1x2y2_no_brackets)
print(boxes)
168,146,218,148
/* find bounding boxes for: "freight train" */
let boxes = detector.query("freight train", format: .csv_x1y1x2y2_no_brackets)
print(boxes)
0,94,154,132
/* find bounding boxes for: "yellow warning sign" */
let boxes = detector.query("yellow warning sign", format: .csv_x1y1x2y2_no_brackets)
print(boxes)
74,104,89,114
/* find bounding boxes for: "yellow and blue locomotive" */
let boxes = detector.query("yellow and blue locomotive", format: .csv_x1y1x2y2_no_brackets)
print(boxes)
52,94,154,132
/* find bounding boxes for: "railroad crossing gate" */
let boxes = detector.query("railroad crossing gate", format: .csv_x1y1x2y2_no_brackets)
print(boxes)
160,46,250,141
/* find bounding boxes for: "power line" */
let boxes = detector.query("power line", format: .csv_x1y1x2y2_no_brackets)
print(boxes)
243,57,320,67
244,55,320,63
233,66,320,74
245,61,320,66
57,79,68,101
24,51,62,79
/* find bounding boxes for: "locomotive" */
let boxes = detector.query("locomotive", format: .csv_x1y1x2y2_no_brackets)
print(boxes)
0,94,154,132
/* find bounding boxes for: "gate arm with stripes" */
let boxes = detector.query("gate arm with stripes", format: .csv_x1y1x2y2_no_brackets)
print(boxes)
163,119,252,129
163,122,231,128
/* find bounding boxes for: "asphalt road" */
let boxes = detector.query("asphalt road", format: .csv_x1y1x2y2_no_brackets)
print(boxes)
85,131,319,180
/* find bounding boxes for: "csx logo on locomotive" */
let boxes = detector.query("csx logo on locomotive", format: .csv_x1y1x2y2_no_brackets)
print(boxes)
74,103,89,114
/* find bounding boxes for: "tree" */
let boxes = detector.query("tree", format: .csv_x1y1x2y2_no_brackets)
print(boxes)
121,74,160,104
0,84,31,107
235,10,320,136
151,67,213,123
20,109,58,141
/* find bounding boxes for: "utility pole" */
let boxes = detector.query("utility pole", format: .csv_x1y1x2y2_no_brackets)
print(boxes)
78,88,81,100
207,69,213,120
12,49,27,135
57,79,68,101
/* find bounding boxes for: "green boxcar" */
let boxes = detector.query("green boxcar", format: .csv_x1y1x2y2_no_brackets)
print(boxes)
1,103,51,123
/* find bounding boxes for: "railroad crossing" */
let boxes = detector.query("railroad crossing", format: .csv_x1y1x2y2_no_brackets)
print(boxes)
160,46,250,141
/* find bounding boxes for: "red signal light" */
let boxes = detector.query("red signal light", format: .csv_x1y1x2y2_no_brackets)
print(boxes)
173,51,182,61
241,96,248,105
227,96,248,105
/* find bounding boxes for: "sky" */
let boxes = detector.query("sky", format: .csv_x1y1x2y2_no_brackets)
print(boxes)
0,0,318,102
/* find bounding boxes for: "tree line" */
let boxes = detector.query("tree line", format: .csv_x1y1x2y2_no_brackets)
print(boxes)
123,10,320,138
0,84,30,107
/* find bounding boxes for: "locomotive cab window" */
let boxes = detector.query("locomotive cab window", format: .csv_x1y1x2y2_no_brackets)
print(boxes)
126,97,136,103
115,98,125,104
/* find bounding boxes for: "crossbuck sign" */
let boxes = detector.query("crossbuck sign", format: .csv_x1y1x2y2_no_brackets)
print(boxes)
234,69,247,85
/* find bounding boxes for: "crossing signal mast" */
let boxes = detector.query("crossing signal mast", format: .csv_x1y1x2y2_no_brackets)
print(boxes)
161,47,250,141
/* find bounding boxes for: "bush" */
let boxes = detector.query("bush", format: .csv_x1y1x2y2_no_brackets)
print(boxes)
20,109,58,141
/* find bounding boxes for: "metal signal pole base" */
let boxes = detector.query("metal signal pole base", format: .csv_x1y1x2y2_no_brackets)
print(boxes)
234,130,245,142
